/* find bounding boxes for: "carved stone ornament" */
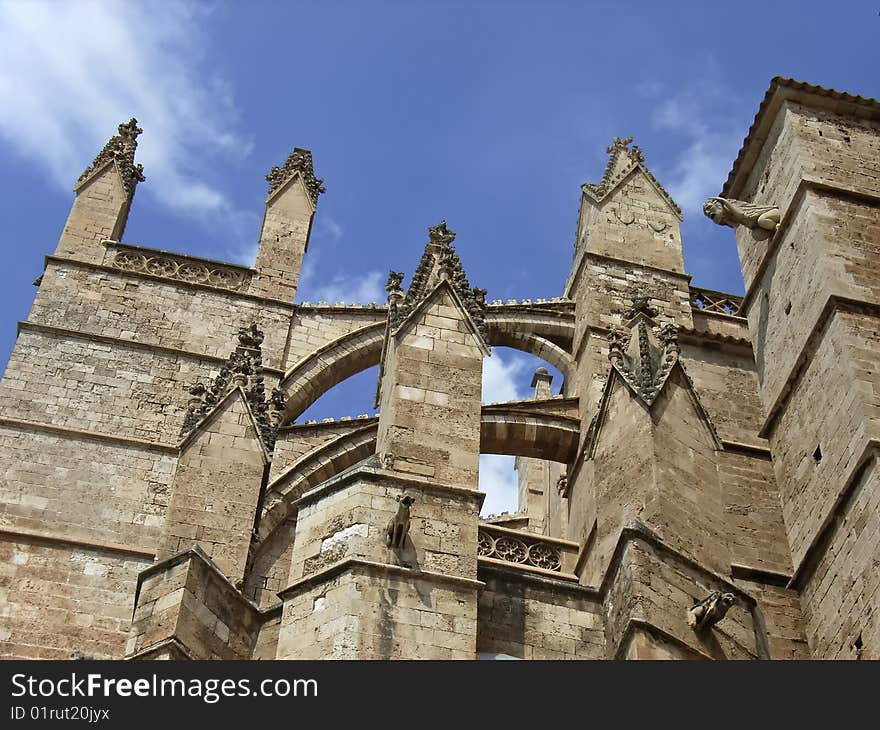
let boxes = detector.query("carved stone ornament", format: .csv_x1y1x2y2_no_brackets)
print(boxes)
266,147,325,204
702,196,780,240
385,270,405,293
111,248,249,291
687,590,736,630
76,117,145,195
386,493,415,548
477,529,562,572
180,322,279,451
388,219,489,341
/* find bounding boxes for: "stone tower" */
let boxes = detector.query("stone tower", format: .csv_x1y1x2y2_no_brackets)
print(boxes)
0,77,877,660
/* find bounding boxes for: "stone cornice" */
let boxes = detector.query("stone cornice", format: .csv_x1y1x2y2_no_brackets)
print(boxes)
740,179,880,314
758,295,880,439
723,77,880,198
16,321,285,378
278,557,485,600
0,414,178,453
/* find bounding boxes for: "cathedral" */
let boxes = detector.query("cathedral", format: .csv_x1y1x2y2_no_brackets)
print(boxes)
1,77,878,660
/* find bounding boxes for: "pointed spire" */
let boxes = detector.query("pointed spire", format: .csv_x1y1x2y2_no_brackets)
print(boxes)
265,147,325,204
76,117,145,195
389,220,488,340
581,136,682,218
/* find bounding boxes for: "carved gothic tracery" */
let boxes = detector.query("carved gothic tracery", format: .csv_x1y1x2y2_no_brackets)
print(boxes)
181,323,280,451
477,529,562,572
111,249,250,291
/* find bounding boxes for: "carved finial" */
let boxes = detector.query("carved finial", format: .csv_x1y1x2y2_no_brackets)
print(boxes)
238,322,264,349
428,219,456,246
606,136,634,154
703,196,780,240
623,293,659,320
76,117,145,195
607,328,627,362
118,117,143,140
266,147,325,204
687,591,736,631
385,270,405,293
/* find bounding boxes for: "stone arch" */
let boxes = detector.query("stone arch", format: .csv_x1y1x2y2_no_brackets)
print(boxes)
280,322,385,421
485,310,575,350
275,311,577,425
480,409,579,463
255,408,580,550
487,331,574,385
257,422,379,541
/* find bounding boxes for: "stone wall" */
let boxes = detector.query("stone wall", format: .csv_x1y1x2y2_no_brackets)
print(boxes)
0,539,149,659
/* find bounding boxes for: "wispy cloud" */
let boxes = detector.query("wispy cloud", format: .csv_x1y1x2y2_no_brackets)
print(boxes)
481,350,529,404
642,73,744,217
0,1,251,230
301,270,385,304
479,454,518,517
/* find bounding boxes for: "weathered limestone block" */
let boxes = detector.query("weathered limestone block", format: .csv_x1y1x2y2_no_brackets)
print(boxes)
126,546,260,660
158,388,268,583
476,569,604,659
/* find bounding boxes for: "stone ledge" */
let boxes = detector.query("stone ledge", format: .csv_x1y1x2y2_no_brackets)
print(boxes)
126,636,198,661
0,525,156,560
278,557,485,600
0,414,178,453
477,560,600,597
730,563,792,587
16,321,284,378
292,463,485,510
477,556,579,582
758,295,880,438
788,440,880,590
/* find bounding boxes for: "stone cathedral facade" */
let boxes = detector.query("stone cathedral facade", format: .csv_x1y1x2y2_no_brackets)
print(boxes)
1,77,878,660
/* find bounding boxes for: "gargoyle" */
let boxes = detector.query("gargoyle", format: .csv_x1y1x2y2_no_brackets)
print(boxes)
687,590,736,630
386,494,415,549
703,196,780,240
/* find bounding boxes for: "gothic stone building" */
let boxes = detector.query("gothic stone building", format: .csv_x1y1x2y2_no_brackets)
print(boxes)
1,77,879,660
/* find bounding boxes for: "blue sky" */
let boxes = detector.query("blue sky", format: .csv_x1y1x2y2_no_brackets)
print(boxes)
1,1,877,514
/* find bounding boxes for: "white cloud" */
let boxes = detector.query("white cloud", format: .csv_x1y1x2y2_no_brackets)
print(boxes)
645,76,744,217
479,454,518,517
477,349,534,516
303,270,385,304
0,1,251,229
481,350,529,403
